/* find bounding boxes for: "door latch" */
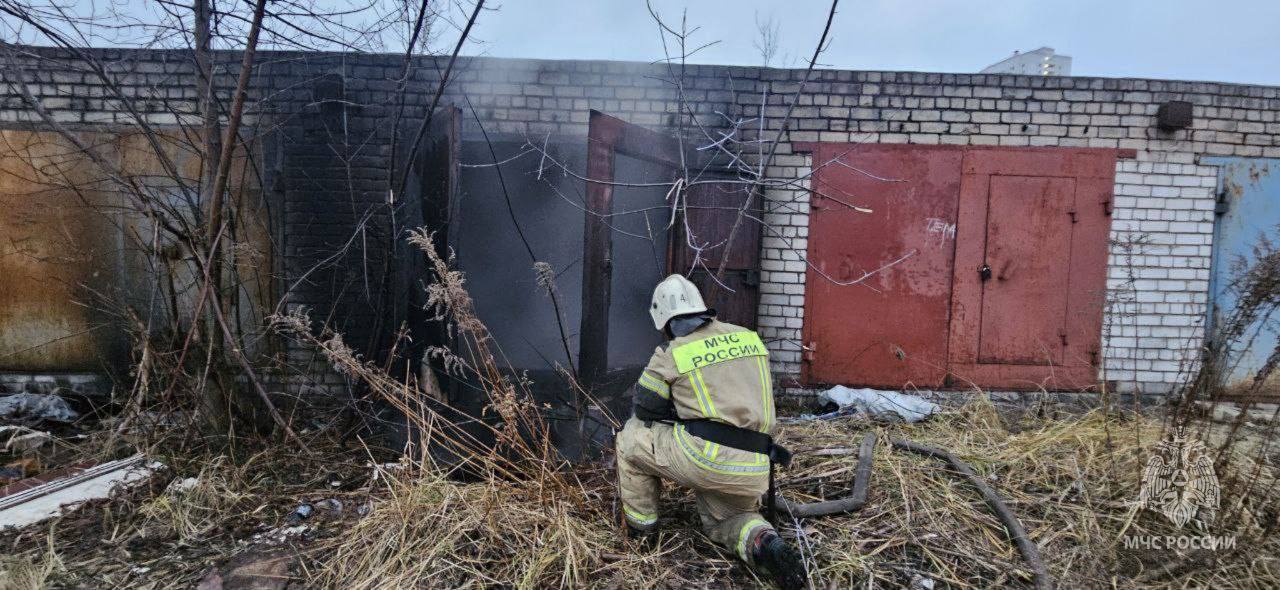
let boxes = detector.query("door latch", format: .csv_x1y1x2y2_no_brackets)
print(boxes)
978,264,992,281
742,269,761,287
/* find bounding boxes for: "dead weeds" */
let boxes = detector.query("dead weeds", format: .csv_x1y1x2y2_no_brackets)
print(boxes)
3,399,1276,589
5,232,1279,588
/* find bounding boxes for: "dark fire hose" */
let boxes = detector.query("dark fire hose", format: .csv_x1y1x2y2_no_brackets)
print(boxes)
774,432,877,518
891,439,1052,590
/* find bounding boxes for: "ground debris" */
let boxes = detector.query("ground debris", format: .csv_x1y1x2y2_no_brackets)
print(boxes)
0,426,52,453
891,438,1050,589
0,399,1276,589
0,393,78,425
815,386,940,423
195,550,294,590
284,504,312,524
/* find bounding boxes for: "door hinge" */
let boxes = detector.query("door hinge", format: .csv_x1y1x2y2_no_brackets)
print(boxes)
1101,198,1113,216
802,341,817,362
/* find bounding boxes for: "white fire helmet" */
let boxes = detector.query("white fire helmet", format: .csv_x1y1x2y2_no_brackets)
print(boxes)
649,274,708,331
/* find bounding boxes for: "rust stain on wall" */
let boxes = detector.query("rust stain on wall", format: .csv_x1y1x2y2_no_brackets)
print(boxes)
0,129,268,372
0,131,117,370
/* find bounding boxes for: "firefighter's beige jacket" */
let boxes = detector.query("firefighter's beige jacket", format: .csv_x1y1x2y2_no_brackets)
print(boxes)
615,319,777,561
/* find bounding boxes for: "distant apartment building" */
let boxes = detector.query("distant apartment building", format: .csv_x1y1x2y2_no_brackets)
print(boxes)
981,46,1072,76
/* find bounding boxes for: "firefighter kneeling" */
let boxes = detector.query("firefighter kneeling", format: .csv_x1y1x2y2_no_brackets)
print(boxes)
616,274,806,590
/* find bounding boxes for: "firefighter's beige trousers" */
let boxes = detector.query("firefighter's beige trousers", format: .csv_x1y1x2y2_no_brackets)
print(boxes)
615,417,775,562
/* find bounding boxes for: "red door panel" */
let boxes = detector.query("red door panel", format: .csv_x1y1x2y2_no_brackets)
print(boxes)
803,145,963,388
977,175,1075,365
948,149,1116,390
804,144,1120,391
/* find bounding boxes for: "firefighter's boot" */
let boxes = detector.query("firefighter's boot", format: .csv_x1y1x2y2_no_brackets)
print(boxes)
751,531,807,590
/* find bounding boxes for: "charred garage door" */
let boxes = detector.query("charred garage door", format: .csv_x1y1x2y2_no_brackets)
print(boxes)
802,144,1125,390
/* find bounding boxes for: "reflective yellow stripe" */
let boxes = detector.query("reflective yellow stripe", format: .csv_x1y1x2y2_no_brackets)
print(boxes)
623,505,657,526
673,330,768,373
691,369,718,419
637,372,670,399
674,424,769,476
756,356,773,433
687,370,709,417
737,518,771,561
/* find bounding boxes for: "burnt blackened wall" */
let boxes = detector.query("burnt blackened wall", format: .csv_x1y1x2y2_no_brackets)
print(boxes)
257,55,404,392
255,55,737,397
1,49,741,402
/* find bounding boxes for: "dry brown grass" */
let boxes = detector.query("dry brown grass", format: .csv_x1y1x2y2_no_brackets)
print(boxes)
295,399,1279,589
773,401,1280,589
2,400,1277,589
308,468,611,588
5,231,1278,589
0,533,63,590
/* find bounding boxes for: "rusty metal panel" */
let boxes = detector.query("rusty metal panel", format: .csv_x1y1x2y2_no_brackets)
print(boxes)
977,175,1076,365
804,144,1118,390
577,111,683,386
0,131,122,370
1206,157,1280,398
802,144,963,388
113,129,273,359
671,176,762,329
948,148,1116,389
0,129,269,373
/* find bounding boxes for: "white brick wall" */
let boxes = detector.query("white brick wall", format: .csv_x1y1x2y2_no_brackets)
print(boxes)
1103,157,1219,392
757,177,811,378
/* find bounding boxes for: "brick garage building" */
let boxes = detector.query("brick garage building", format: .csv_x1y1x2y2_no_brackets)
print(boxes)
3,46,1279,401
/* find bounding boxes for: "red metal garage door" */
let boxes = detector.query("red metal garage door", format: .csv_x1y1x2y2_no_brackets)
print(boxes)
802,144,963,388
802,144,1123,390
947,149,1117,389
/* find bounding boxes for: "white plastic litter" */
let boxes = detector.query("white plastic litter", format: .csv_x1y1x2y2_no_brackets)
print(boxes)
0,425,52,452
819,386,940,423
167,477,201,494
0,393,79,424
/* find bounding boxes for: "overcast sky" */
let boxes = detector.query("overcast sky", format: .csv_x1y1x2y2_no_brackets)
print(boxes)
463,0,1280,86
7,1,1278,86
